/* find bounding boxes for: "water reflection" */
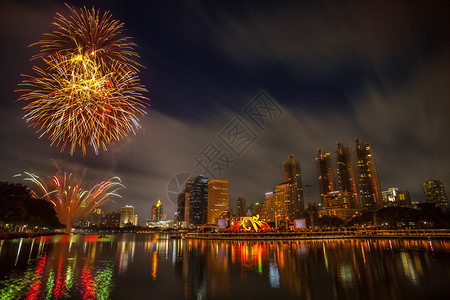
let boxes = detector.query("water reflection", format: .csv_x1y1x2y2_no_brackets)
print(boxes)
0,235,449,299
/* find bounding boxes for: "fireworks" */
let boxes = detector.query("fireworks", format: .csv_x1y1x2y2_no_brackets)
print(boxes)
15,171,124,230
17,5,149,155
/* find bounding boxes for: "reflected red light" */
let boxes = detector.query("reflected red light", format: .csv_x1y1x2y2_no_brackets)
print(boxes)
26,253,47,300
81,266,96,300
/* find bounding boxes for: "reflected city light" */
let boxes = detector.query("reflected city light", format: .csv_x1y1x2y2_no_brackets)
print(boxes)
0,235,449,299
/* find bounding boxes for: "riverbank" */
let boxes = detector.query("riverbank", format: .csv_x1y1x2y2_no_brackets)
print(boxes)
185,229,450,240
0,232,60,240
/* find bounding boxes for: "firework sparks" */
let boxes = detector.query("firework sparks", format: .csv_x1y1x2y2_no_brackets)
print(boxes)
15,171,124,230
17,5,149,155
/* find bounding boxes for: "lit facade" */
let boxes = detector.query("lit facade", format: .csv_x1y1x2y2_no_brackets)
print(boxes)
120,205,137,227
189,175,208,226
152,199,163,222
382,188,412,207
316,148,335,202
207,179,229,225
322,191,358,220
353,138,382,210
335,142,360,209
274,182,295,219
282,154,304,216
423,180,448,209
261,192,276,222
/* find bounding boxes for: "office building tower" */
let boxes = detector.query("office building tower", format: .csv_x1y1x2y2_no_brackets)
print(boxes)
274,182,295,219
423,180,448,209
101,212,121,227
316,148,335,202
189,175,209,226
335,142,359,209
283,154,304,216
120,205,137,227
207,179,229,225
354,138,382,210
322,191,357,220
382,188,412,208
236,195,247,218
152,199,163,222
261,192,276,222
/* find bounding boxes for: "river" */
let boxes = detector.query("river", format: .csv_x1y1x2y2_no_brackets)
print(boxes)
0,233,449,299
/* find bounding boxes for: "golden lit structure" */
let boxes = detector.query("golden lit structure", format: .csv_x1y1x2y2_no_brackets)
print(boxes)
17,5,149,155
227,215,272,232
207,179,229,225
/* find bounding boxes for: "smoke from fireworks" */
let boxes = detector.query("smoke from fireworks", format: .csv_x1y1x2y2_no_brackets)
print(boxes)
17,5,149,155
15,171,124,230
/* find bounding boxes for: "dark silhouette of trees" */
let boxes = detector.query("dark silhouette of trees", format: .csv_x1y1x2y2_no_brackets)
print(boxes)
0,182,63,231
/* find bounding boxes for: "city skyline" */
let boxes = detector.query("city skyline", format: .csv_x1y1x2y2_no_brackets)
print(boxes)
0,1,449,224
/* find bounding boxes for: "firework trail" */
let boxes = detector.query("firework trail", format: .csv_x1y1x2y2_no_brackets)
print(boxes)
15,171,124,231
17,5,149,155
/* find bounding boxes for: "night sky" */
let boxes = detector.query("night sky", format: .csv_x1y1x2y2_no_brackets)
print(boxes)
1,0,449,224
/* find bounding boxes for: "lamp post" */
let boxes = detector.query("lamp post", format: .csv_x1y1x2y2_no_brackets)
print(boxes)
305,184,314,229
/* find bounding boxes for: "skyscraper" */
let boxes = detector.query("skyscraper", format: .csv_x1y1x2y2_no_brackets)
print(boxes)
274,182,295,219
152,199,163,222
423,180,448,209
335,142,359,209
261,192,276,222
189,175,208,226
316,148,335,202
120,205,137,227
207,179,229,225
177,180,192,222
354,138,382,210
282,154,304,216
236,195,247,218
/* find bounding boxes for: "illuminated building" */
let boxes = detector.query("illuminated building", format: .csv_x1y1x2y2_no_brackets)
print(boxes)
189,175,208,226
177,180,192,222
382,188,412,207
423,180,448,209
236,195,247,217
261,192,276,222
322,191,358,220
207,179,229,225
152,199,163,222
316,148,335,202
274,182,296,220
353,138,382,210
335,142,359,209
120,205,137,227
100,212,121,227
282,154,304,216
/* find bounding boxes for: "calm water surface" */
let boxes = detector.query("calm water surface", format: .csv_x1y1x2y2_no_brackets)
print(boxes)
0,233,449,299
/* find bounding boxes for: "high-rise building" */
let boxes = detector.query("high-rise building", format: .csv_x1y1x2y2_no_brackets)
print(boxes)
423,180,448,209
178,180,193,222
207,179,229,225
120,205,137,227
335,142,359,209
354,138,382,210
322,191,357,220
261,192,276,222
274,182,295,219
316,148,335,202
283,154,304,216
382,188,412,207
236,195,247,218
152,199,163,222
189,175,209,226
